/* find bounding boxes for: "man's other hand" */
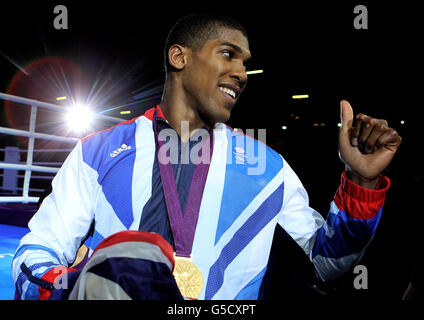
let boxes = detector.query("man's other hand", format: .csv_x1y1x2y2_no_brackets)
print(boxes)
338,100,402,189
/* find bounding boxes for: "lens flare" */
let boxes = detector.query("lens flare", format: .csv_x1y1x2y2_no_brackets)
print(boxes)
66,104,93,133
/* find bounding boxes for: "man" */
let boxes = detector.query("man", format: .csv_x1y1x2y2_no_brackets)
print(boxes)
12,14,401,300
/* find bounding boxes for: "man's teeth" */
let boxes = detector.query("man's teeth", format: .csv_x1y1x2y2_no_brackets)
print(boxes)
219,87,236,99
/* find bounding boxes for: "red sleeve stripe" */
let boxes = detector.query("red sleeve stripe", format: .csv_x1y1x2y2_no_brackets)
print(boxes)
39,266,76,300
334,171,390,220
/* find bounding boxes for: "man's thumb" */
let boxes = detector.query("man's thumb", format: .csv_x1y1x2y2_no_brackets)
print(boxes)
340,100,354,131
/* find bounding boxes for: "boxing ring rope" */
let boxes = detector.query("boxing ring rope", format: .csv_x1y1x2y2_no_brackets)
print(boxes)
0,92,124,203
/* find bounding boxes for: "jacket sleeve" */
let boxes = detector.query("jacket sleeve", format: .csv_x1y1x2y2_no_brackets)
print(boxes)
12,141,98,299
277,157,390,281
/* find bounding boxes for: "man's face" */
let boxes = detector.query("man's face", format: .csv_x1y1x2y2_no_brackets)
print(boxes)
181,27,251,123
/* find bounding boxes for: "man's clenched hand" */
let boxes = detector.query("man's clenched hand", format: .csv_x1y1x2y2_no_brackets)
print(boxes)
338,100,402,189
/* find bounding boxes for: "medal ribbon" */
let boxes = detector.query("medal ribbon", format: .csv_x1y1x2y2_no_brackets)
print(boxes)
153,108,214,258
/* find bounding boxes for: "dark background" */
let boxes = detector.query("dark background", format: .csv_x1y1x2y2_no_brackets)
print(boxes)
0,0,422,301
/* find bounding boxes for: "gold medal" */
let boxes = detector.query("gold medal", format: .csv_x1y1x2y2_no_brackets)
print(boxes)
172,254,203,299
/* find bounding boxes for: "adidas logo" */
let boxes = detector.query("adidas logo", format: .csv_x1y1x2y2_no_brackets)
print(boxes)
110,144,131,158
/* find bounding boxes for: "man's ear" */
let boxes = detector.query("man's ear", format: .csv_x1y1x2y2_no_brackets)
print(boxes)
168,44,190,71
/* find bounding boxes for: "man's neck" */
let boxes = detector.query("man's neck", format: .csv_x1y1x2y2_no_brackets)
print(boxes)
160,82,207,143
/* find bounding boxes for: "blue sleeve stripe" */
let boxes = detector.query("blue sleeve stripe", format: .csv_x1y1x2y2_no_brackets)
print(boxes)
90,230,105,252
16,262,57,300
14,244,62,264
311,207,383,259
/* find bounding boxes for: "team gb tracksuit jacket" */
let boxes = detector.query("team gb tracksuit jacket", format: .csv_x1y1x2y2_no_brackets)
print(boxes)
12,105,390,300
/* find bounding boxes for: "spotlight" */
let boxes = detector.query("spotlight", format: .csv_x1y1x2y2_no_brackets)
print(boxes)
66,104,93,133
292,94,309,99
246,69,263,75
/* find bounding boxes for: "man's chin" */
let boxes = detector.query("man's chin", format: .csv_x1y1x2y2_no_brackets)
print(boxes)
218,103,236,121
215,108,232,123
199,110,229,125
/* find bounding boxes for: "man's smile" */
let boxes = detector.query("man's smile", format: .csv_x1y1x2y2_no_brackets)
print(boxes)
218,83,241,107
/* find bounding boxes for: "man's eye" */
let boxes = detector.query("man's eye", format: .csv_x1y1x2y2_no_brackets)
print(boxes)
222,50,233,58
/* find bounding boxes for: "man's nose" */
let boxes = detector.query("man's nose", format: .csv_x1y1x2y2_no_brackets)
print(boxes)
230,63,248,88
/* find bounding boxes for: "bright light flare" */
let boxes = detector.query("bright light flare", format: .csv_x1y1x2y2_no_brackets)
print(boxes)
66,104,93,133
246,69,264,75
292,94,309,99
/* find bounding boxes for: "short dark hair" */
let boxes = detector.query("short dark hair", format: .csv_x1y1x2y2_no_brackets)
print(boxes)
164,14,248,74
